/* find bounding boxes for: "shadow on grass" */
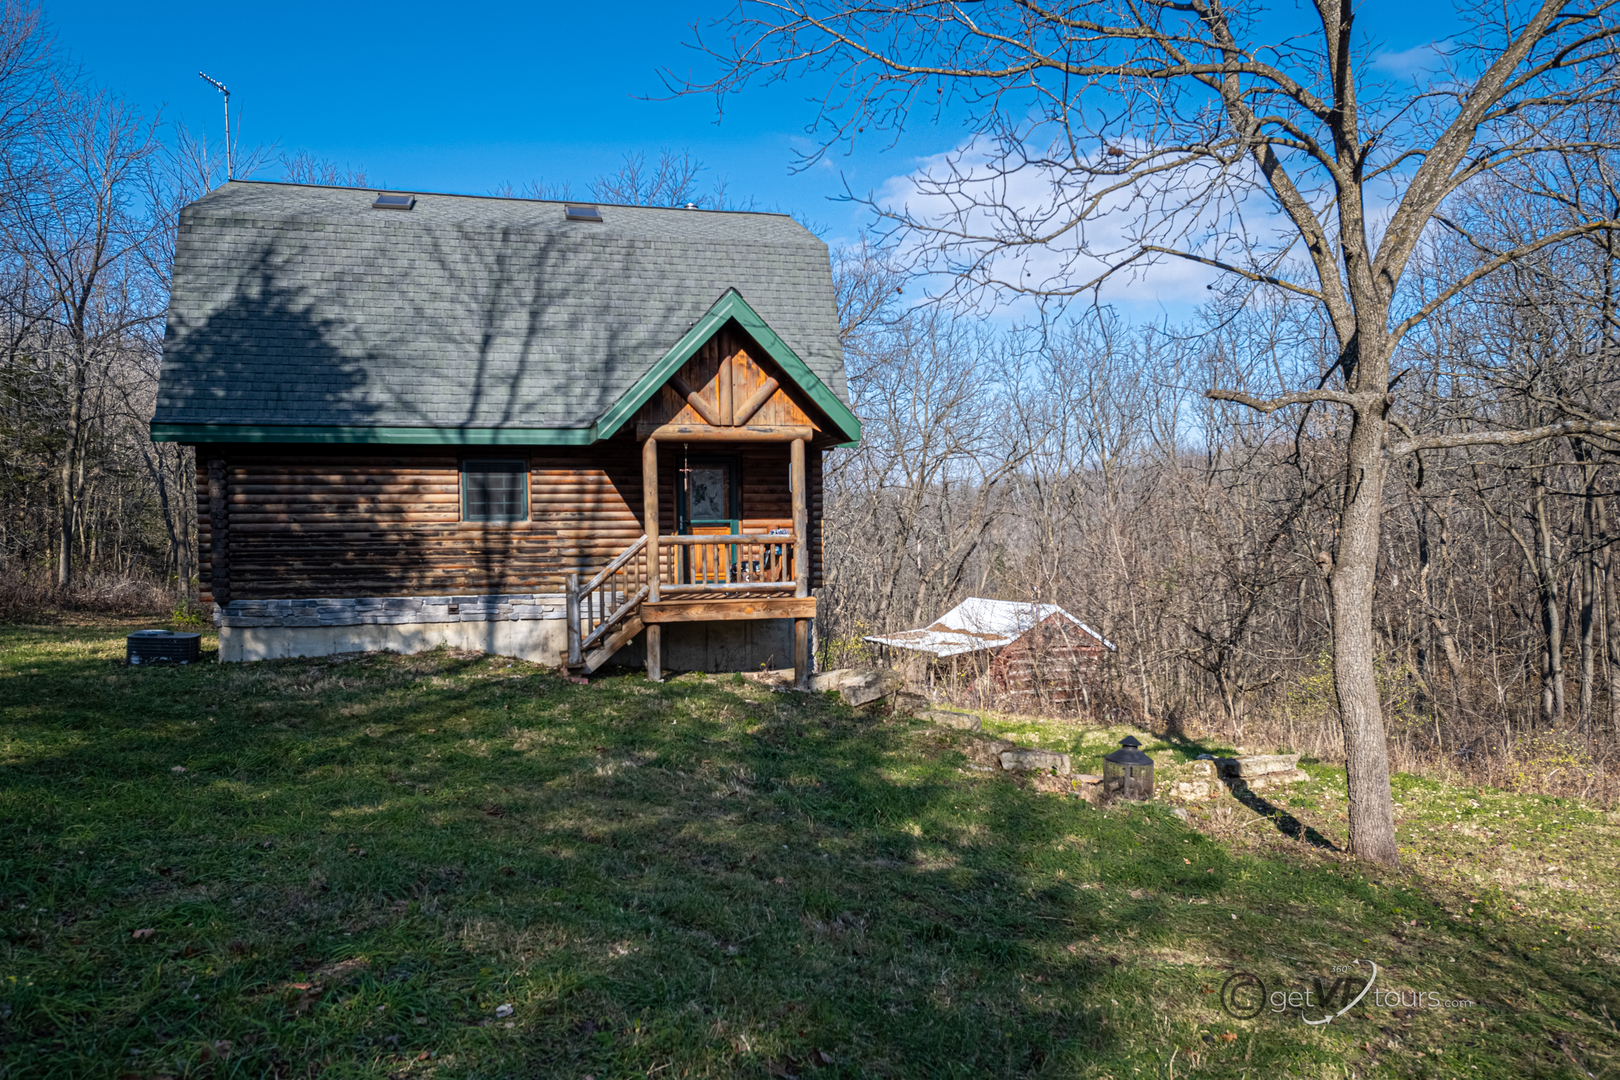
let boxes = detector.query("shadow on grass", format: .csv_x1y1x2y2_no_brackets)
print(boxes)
1146,732,1338,851
1223,780,1341,851
0,629,1615,1078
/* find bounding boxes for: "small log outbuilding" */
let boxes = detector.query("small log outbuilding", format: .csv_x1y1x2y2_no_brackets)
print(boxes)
151,182,861,684
865,598,1114,709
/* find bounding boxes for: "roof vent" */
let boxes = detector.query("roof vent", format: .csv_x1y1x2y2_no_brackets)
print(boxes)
372,193,415,211
564,204,602,222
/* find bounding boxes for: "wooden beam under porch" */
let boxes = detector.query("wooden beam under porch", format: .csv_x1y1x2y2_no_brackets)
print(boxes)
641,596,816,624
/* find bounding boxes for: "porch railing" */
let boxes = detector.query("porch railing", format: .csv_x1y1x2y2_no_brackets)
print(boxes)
663,532,800,594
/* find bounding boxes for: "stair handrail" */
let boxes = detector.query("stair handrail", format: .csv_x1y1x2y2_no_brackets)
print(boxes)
568,535,649,665
581,584,649,652
582,534,648,594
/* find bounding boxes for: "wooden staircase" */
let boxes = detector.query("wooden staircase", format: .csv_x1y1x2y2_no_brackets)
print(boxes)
566,535,648,673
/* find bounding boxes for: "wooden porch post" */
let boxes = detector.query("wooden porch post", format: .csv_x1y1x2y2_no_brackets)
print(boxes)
643,436,662,682
565,573,581,666
207,457,230,607
791,437,809,689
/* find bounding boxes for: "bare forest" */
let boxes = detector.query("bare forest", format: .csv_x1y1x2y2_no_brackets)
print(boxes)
821,222,1620,812
0,2,225,617
6,0,1620,853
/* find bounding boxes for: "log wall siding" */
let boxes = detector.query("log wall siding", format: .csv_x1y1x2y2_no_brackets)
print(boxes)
984,616,1109,708
197,439,824,605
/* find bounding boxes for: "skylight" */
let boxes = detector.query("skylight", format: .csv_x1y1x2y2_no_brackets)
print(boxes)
372,193,415,210
564,204,602,222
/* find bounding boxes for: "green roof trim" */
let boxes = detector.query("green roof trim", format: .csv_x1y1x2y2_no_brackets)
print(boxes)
595,289,862,444
150,424,599,445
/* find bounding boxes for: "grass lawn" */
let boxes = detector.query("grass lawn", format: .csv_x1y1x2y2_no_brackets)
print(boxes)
1,621,1616,1079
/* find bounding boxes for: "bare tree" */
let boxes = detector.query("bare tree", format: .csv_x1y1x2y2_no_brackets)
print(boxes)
0,1,50,170
490,150,749,209
682,0,1620,865
590,149,706,206
0,80,164,587
490,178,574,201
280,150,366,188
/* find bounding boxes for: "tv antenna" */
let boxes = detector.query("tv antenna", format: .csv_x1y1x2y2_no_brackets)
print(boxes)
197,72,232,180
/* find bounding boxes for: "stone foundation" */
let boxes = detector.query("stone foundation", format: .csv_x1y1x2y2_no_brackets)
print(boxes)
211,594,800,672
213,593,567,664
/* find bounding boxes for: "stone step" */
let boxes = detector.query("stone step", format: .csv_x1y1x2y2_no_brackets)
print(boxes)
1237,767,1309,792
1215,753,1301,778
999,748,1071,774
925,708,980,732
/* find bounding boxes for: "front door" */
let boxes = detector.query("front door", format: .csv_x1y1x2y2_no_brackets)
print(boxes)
676,456,739,584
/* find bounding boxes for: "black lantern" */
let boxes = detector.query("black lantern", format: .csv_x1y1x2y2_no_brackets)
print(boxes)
1103,735,1154,802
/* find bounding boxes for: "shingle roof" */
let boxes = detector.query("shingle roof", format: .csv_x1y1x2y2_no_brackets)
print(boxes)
152,181,848,438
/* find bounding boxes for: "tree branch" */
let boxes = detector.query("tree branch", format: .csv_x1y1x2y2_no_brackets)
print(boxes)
1391,419,1620,455
1206,387,1360,413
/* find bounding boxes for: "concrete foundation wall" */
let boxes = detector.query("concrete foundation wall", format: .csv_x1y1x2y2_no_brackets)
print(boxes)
211,591,803,673
608,619,796,673
220,618,568,664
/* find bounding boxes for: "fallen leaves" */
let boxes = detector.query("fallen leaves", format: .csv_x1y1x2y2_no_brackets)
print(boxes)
286,982,323,1013
316,957,370,983
276,957,370,1014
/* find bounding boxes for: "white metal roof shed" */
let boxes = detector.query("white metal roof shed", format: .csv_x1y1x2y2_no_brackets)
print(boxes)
864,597,1114,659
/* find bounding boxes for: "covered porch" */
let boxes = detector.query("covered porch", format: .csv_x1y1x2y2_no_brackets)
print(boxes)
558,289,859,685
564,425,815,686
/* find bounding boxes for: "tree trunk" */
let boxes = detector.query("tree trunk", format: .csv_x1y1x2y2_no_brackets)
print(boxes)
1414,505,1465,684
1600,495,1620,734
55,352,91,590
1532,479,1565,723
1329,402,1400,867
1581,466,1598,732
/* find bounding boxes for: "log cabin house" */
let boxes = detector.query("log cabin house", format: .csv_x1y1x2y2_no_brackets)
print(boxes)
150,182,860,685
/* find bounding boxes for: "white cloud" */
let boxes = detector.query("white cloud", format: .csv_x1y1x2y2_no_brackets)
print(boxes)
873,133,1297,315
1371,42,1449,77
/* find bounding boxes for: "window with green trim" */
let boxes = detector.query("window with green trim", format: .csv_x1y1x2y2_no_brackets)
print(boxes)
461,459,528,522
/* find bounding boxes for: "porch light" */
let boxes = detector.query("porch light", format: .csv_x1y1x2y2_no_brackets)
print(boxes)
1103,735,1154,803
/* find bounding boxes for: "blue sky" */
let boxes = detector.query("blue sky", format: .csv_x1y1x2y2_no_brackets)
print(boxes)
48,0,922,245
48,0,1460,309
